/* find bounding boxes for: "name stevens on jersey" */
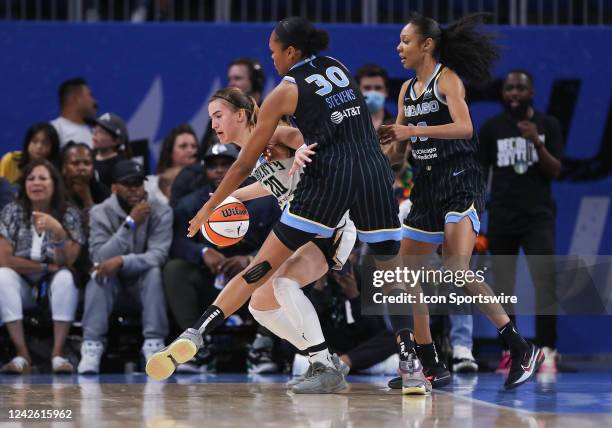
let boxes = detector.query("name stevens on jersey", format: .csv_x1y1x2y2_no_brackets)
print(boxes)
325,88,357,109
404,100,439,118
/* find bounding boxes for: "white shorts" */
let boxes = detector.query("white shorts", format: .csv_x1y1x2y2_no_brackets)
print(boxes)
313,212,357,271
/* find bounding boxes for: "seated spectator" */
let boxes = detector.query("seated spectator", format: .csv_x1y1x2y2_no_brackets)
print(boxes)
145,124,198,206
77,160,172,374
61,142,110,211
356,64,394,131
61,142,111,289
87,112,130,188
0,123,61,183
50,77,97,148
164,143,280,373
168,161,207,207
0,159,85,374
0,177,16,210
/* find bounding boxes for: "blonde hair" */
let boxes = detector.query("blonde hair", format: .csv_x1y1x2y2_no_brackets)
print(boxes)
209,87,259,130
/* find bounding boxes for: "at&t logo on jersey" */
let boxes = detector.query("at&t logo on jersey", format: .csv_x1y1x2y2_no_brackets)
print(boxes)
404,100,439,117
330,106,361,124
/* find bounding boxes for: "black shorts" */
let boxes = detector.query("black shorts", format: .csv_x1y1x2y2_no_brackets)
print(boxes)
280,150,401,243
403,155,485,244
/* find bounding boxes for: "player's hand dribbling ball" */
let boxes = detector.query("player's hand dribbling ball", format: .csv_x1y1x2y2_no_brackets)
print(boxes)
201,196,249,246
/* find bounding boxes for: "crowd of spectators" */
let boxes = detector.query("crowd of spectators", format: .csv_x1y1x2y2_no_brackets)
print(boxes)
0,62,562,376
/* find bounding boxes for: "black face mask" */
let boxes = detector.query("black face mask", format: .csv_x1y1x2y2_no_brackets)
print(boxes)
504,98,533,122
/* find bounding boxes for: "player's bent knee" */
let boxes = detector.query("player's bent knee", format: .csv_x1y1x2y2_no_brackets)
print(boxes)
272,256,300,279
242,260,272,284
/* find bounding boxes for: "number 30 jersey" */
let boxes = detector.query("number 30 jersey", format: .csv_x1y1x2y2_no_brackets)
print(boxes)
284,55,380,156
403,63,478,167
251,154,353,232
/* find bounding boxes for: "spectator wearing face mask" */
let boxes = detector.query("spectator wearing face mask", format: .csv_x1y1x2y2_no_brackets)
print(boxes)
355,64,394,132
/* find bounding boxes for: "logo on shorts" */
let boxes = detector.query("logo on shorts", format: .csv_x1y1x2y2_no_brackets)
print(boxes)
330,111,344,124
452,170,465,177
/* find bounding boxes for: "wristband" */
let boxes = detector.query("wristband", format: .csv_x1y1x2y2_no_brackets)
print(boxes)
124,216,137,231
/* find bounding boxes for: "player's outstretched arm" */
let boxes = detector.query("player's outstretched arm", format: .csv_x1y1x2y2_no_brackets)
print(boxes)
231,182,272,202
187,81,298,237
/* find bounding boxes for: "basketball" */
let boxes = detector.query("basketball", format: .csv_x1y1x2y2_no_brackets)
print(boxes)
201,196,249,246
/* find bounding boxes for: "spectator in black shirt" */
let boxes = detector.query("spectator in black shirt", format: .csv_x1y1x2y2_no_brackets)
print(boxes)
479,69,564,374
87,112,130,188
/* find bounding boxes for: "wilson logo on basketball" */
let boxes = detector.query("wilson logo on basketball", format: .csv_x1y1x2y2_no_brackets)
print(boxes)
222,208,248,217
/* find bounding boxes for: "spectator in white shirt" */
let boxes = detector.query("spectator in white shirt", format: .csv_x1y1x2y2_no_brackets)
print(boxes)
50,78,97,148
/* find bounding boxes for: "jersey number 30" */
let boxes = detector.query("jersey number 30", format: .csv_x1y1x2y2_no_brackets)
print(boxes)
305,66,350,96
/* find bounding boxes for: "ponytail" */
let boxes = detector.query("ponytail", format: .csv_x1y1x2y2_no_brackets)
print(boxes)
274,17,330,57
409,13,499,84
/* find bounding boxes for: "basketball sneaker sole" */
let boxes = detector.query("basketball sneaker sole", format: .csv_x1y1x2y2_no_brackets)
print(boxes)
145,338,199,381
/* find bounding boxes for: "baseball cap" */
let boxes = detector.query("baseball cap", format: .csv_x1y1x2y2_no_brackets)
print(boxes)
87,112,129,143
112,159,147,184
204,143,239,162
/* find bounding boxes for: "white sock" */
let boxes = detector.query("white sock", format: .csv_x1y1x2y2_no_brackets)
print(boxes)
248,305,309,351
308,348,333,366
272,277,333,367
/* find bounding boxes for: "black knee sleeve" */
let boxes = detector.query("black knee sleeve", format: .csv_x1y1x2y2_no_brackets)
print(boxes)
273,221,316,251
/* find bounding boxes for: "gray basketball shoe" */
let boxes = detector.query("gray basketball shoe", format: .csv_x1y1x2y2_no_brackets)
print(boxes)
399,354,432,395
146,328,203,380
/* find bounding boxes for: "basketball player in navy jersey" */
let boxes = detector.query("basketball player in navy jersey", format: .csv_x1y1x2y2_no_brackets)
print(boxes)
379,13,544,390
149,17,402,393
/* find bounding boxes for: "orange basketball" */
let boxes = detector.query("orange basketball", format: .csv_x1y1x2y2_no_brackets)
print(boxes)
201,196,249,247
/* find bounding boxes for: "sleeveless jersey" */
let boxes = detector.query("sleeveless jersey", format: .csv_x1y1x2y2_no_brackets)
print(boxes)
403,63,478,167
251,156,299,210
284,56,379,157
251,155,352,230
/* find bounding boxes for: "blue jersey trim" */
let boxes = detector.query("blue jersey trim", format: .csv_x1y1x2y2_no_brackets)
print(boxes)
280,207,335,237
445,206,481,235
401,225,444,244
356,228,402,243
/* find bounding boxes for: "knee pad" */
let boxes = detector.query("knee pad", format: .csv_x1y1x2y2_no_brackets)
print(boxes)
273,221,316,251
272,277,303,331
368,240,400,258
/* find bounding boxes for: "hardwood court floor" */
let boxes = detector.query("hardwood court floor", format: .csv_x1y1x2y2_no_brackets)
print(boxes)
1,373,612,427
